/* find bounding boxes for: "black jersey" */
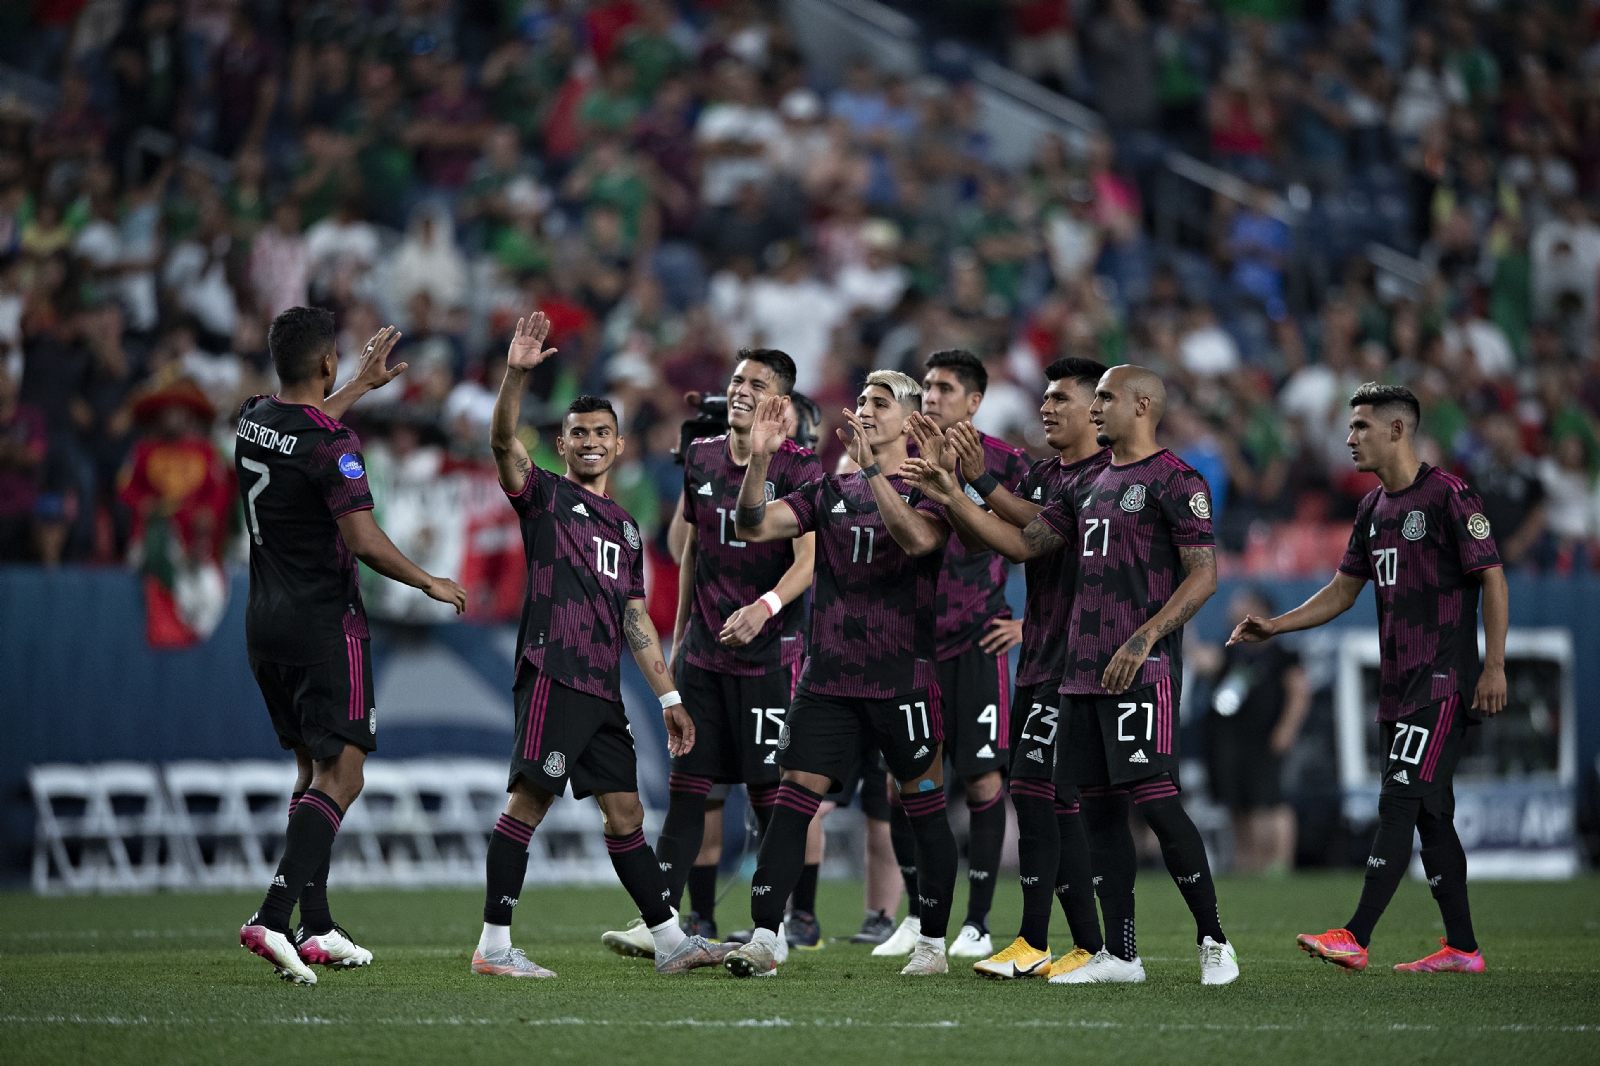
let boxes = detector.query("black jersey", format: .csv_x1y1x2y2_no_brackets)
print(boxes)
934,431,1031,660
680,436,822,676
1014,448,1111,686
235,396,374,665
507,466,647,701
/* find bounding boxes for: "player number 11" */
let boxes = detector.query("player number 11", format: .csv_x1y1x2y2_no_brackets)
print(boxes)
850,525,875,563
901,700,930,741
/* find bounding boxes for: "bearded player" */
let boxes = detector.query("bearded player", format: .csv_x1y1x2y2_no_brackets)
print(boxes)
723,372,961,977
471,313,730,978
1231,383,1507,974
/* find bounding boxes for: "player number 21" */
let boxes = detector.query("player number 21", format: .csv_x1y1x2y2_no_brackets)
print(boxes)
1083,517,1112,556
1116,701,1155,742
1372,547,1398,587
592,537,621,579
901,700,930,741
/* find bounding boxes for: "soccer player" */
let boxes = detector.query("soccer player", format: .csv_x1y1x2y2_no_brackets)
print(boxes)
472,314,730,978
912,357,1112,979
1230,383,1507,974
236,309,468,985
872,350,1030,960
908,364,1238,986
723,372,960,977
600,349,821,956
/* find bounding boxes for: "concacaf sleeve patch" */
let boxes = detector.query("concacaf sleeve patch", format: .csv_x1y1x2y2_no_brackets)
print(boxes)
1189,492,1211,519
337,453,366,479
1466,512,1491,540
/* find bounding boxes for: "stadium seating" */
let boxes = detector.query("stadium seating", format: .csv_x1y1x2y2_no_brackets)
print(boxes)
29,762,183,894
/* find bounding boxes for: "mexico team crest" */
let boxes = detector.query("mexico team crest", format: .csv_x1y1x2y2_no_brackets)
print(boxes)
622,521,641,549
777,722,791,750
1189,492,1211,519
764,480,776,502
1120,484,1146,512
543,751,566,777
964,482,986,505
1402,510,1427,541
1467,513,1491,540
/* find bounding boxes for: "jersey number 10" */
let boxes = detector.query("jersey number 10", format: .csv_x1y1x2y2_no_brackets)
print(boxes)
593,537,621,578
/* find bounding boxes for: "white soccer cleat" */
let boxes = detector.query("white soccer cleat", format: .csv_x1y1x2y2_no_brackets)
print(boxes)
900,939,948,975
601,916,658,958
1050,948,1147,984
296,925,372,968
241,919,317,985
472,946,557,978
724,933,779,978
1199,936,1239,985
774,923,790,964
947,923,993,958
870,915,921,956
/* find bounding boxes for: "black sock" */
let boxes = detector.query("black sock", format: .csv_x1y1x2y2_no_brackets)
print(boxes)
963,791,1004,929
1133,779,1225,944
902,789,958,940
687,864,718,921
258,789,342,934
287,792,335,936
655,774,713,909
793,863,819,914
1083,788,1137,960
1010,781,1059,951
604,829,673,928
889,798,920,918
1347,794,1421,947
1055,794,1104,954
1418,810,1477,953
747,783,778,840
483,814,533,926
749,782,822,932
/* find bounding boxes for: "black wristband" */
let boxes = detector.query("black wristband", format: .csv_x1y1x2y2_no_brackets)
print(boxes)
971,471,1000,497
860,462,882,479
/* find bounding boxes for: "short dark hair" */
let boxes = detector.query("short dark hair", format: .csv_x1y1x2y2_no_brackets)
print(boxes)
267,306,336,385
1044,357,1109,393
1349,381,1421,432
925,349,986,395
565,394,619,428
736,348,797,395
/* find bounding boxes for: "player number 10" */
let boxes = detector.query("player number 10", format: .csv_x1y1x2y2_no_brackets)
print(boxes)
592,537,621,579
1372,547,1398,587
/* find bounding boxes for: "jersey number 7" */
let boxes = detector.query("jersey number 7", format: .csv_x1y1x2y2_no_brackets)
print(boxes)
241,458,271,545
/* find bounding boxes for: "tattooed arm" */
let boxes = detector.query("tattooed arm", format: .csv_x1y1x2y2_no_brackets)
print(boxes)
1100,544,1219,693
491,313,559,495
627,597,695,755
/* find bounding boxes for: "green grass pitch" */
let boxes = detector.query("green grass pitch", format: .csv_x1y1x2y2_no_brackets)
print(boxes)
2,874,1597,1065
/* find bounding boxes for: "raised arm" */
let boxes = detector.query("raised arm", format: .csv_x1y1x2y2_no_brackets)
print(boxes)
322,326,404,421
901,455,1064,563
490,313,559,495
335,509,467,613
624,597,695,757
1227,570,1366,645
948,420,1042,528
733,396,802,542
1473,566,1508,716
840,409,946,557
1101,544,1219,693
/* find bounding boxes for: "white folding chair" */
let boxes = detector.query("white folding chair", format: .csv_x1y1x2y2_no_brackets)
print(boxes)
29,764,99,894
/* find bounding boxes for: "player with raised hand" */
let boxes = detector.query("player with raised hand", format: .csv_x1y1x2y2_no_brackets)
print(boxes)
236,309,467,985
472,313,731,979
1231,383,1507,974
722,372,960,978
600,350,821,957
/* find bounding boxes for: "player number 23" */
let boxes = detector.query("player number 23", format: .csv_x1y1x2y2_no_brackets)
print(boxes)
1371,547,1398,587
1116,701,1155,742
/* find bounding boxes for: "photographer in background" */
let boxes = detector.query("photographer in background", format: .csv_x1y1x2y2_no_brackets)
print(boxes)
1193,587,1310,875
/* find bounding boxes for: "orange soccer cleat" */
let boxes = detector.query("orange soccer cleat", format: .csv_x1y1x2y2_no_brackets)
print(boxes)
1394,939,1485,973
1295,928,1368,970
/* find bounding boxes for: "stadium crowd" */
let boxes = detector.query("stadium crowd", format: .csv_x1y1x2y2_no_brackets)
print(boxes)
2,0,1600,588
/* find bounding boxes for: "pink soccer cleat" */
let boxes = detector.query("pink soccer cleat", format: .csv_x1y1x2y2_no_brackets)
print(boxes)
1296,928,1368,971
1394,939,1485,973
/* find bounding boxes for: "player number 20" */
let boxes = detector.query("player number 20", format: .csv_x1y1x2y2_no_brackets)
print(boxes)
750,706,786,746
592,537,621,578
850,525,875,563
1389,722,1430,765
1116,701,1155,742
1082,517,1112,556
1372,547,1398,587
900,700,930,741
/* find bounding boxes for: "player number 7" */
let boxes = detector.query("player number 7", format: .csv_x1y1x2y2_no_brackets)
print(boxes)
241,457,270,545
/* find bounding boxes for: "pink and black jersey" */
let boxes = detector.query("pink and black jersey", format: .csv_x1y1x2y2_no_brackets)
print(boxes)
507,466,647,702
784,471,947,699
1039,449,1214,696
1014,448,1112,686
236,395,374,665
1337,464,1503,721
680,436,823,676
934,432,1030,660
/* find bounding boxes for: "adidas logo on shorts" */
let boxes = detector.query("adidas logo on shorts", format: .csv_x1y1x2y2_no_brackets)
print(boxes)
976,744,994,759
1026,748,1045,763
572,502,589,516
913,745,930,758
764,752,776,764
1393,769,1410,785
832,500,847,513
1129,749,1149,764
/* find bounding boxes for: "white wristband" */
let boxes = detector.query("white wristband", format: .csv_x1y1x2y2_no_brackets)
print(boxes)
758,591,784,617
659,690,682,710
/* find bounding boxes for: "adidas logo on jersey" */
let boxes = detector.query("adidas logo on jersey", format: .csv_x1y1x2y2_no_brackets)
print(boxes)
698,482,713,496
1026,747,1045,763
572,502,590,516
831,500,847,513
913,745,930,758
1393,769,1410,785
1032,486,1043,500
1129,749,1149,764
976,744,994,759
763,751,776,765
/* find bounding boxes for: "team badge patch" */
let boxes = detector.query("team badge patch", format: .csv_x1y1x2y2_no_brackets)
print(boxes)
1466,512,1491,540
964,483,986,505
1189,492,1211,519
764,480,776,502
777,722,791,751
1402,510,1427,541
622,521,641,549
1120,484,1146,512
337,453,365,479
542,751,566,777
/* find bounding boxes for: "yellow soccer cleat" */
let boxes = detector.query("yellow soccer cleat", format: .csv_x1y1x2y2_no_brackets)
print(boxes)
1046,946,1095,980
973,936,1053,979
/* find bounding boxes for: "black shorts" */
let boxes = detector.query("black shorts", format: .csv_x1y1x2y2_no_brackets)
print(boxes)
509,668,636,800
831,746,893,821
673,660,801,786
936,643,1010,778
1204,723,1282,809
1055,675,1182,789
250,637,376,761
1381,694,1467,817
1009,679,1063,783
779,686,942,792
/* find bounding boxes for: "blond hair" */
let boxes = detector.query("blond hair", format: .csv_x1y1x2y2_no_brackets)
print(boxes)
864,369,923,412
